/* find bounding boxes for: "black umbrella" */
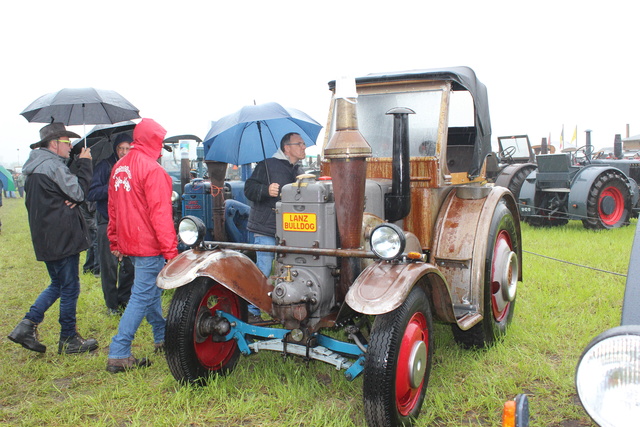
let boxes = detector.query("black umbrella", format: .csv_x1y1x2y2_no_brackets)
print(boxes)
70,121,136,166
20,88,140,125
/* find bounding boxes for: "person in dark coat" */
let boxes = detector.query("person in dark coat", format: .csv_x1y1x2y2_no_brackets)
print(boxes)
88,133,135,315
244,132,306,321
7,123,99,355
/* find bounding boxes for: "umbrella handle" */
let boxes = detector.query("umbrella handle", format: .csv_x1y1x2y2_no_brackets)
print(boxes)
257,122,271,184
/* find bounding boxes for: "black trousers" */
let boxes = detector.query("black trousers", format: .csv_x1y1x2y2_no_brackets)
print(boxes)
97,213,134,310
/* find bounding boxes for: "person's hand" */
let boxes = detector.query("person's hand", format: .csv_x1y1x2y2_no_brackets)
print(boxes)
111,250,123,261
64,200,77,209
78,147,92,160
268,182,280,197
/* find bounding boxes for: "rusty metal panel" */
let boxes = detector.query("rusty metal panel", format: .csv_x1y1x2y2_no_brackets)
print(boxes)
158,249,274,313
346,261,455,322
431,188,486,305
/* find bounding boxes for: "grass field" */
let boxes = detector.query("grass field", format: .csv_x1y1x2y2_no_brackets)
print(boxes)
0,196,634,426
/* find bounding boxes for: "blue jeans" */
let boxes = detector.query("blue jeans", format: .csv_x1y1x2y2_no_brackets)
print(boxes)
25,254,81,339
250,234,275,316
108,255,165,359
254,234,275,277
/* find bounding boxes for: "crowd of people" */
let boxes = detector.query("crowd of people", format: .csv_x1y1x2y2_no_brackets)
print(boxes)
7,120,177,373
6,120,308,373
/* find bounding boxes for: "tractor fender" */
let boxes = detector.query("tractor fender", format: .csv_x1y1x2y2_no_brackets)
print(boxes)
345,261,457,322
157,248,273,313
431,185,522,326
494,162,536,189
568,166,632,219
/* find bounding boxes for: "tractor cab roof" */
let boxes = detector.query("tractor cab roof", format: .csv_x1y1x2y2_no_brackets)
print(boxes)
328,66,491,178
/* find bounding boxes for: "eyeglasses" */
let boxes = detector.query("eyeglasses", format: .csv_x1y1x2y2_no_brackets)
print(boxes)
285,142,306,147
56,139,71,145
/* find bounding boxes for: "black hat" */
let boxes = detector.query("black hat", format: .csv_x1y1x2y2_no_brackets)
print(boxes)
31,122,80,149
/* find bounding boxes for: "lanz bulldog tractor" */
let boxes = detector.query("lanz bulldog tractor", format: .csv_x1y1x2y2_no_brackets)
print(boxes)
157,66,523,426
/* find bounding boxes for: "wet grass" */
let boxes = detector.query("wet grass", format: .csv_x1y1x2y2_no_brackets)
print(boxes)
0,197,633,426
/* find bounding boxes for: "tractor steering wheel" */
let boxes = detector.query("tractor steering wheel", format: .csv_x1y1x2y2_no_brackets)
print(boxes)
573,145,594,165
498,145,517,163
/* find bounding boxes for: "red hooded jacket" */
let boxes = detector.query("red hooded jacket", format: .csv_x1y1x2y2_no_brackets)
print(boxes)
107,119,178,260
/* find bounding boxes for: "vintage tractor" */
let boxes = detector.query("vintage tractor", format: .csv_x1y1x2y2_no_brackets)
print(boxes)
157,66,523,426
519,142,640,229
487,134,538,201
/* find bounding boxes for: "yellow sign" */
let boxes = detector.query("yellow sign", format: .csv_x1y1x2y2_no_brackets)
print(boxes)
283,213,317,232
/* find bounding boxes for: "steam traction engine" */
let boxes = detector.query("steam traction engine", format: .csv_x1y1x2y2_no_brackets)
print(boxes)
157,66,523,426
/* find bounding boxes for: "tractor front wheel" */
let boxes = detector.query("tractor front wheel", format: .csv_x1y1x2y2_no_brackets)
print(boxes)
165,278,247,384
363,286,434,427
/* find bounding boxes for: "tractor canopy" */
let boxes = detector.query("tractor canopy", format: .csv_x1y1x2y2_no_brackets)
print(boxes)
328,66,492,178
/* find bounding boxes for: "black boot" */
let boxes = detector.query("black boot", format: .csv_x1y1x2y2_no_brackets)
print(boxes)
8,319,46,353
58,333,99,354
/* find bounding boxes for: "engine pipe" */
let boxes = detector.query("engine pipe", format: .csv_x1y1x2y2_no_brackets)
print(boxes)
585,129,593,161
323,77,372,300
385,107,414,222
614,134,623,159
196,240,378,258
205,160,229,242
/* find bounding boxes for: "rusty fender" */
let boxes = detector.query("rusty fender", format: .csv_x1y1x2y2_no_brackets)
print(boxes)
157,248,274,314
345,261,457,322
432,185,521,327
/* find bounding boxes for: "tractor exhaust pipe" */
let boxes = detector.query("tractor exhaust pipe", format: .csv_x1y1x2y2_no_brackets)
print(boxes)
585,129,593,161
614,134,623,159
206,160,228,242
385,107,414,222
324,77,372,300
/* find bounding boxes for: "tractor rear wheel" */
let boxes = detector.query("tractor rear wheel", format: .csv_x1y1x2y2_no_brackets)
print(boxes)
165,277,247,384
452,199,519,348
582,171,632,229
363,286,433,427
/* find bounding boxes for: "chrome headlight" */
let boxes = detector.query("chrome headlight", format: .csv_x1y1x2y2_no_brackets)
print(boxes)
575,325,640,427
171,191,179,203
370,223,406,260
178,216,206,247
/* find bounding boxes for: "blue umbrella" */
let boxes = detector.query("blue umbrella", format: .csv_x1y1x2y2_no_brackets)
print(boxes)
203,102,322,166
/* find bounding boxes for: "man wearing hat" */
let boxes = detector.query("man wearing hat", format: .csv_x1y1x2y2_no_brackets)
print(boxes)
8,122,99,355
88,132,135,315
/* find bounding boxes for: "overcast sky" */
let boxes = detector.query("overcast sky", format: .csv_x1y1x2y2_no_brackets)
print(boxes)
1,0,638,167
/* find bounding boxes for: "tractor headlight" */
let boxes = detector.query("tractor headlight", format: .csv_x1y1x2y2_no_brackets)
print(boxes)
370,223,406,260
178,216,206,247
575,325,640,427
171,191,179,203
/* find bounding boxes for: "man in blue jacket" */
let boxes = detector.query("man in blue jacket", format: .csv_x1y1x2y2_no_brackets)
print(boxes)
88,133,134,315
8,123,99,354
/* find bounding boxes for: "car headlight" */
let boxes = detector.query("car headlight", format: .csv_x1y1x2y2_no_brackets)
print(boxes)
178,216,206,247
171,191,179,203
575,325,640,427
370,223,406,260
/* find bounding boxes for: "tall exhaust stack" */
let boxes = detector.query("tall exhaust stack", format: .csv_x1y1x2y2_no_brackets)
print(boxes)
324,77,372,300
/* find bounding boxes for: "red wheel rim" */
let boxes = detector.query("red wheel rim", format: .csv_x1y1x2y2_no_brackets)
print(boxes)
598,186,624,226
194,285,240,369
395,312,428,416
491,230,513,322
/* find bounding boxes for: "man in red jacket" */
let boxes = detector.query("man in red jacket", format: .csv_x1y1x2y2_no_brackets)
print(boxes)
105,118,178,373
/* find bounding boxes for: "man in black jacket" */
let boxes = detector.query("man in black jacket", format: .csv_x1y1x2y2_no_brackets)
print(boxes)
88,133,134,315
8,123,99,355
244,132,306,320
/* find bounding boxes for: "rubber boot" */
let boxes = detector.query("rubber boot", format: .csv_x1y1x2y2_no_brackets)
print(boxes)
8,319,46,353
